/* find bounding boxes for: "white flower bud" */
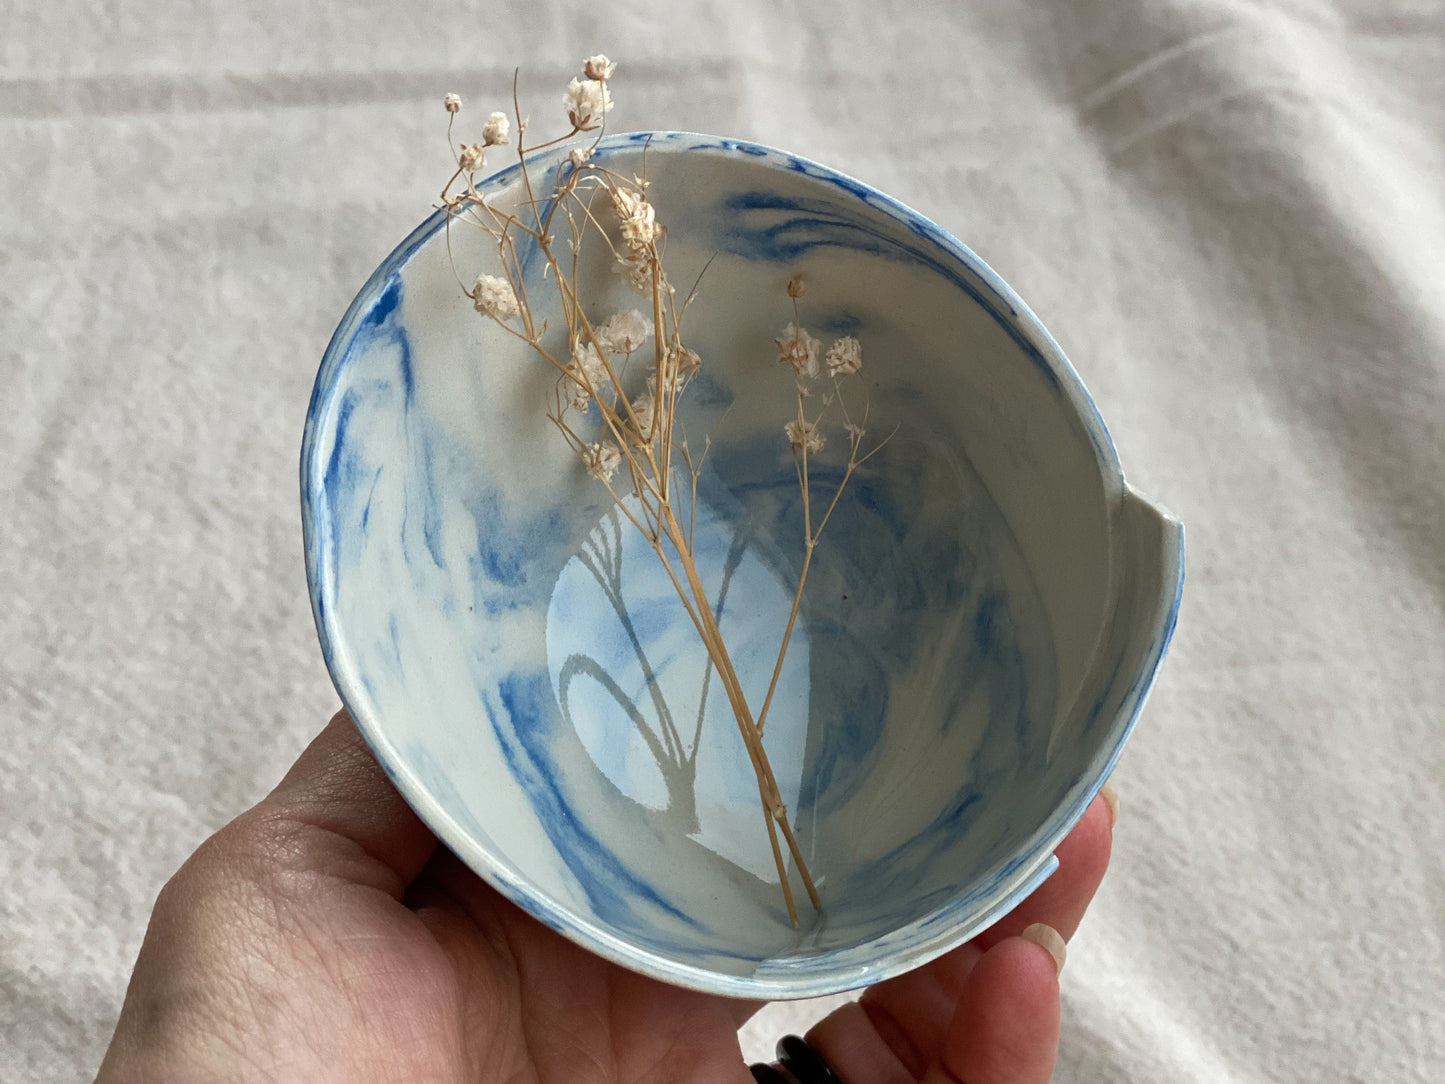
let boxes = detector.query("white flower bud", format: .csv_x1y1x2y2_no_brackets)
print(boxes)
576,340,609,378
825,336,862,377
673,345,701,383
613,188,660,247
565,341,610,410
458,142,486,173
482,111,509,145
583,441,622,482
444,92,462,114
472,274,520,321
583,54,616,81
785,418,826,455
564,77,613,130
597,310,652,354
629,393,656,443
615,249,653,293
776,323,821,387
648,345,702,396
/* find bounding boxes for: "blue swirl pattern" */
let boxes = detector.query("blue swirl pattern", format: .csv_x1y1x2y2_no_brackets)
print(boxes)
300,133,1184,996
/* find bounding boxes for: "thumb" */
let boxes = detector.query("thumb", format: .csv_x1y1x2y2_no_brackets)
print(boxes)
921,927,1064,1084
230,708,438,897
97,711,438,1080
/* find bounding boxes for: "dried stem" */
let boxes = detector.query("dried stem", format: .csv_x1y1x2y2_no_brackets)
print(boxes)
436,58,888,924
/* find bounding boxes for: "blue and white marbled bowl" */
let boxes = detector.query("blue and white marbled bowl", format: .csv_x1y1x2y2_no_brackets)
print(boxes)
300,132,1184,998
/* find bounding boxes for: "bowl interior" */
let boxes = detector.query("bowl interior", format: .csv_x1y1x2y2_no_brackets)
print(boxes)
302,133,1178,996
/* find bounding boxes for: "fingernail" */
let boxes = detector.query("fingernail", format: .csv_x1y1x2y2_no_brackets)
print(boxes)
1100,781,1119,829
1022,923,1067,975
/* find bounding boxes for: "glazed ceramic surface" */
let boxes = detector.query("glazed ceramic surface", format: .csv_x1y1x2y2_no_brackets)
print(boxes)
301,133,1184,998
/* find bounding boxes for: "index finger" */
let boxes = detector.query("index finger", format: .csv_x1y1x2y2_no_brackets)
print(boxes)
806,790,1115,1081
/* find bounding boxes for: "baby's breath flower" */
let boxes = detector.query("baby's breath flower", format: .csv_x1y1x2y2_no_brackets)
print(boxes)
613,188,660,247
472,274,520,321
628,393,656,443
562,341,610,412
432,59,841,923
583,441,622,482
825,336,862,377
482,111,510,145
648,344,701,396
564,77,614,130
673,345,702,383
574,340,609,382
615,248,654,293
785,418,826,455
562,378,591,414
583,54,616,81
776,322,822,386
458,143,487,173
597,310,652,354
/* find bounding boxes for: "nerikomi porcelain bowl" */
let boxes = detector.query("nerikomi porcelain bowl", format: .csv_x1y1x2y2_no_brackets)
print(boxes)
301,132,1184,998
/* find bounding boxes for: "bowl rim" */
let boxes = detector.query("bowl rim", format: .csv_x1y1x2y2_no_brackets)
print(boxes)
300,130,1184,998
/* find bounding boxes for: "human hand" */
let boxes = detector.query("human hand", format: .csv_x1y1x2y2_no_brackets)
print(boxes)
98,710,1114,1083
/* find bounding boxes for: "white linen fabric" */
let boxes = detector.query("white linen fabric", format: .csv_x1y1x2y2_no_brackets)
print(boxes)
2,1,1441,1080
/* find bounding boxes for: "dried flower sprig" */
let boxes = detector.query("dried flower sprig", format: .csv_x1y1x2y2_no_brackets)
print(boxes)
753,278,892,748
436,59,888,924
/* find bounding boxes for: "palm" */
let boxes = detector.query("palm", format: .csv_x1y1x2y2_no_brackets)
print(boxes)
315,856,755,1083
100,712,1112,1084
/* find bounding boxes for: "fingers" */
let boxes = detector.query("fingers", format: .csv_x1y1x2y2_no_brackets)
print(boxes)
919,934,1062,1084
807,1000,919,1084
221,708,437,898
971,788,1114,949
811,790,1114,1082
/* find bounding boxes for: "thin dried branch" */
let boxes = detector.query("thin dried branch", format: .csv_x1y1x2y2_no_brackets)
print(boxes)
433,57,898,924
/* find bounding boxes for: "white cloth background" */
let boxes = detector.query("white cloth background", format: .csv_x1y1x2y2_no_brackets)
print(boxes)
3,1,1442,1080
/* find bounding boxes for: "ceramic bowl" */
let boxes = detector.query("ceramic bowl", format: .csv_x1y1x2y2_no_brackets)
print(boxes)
301,132,1184,998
